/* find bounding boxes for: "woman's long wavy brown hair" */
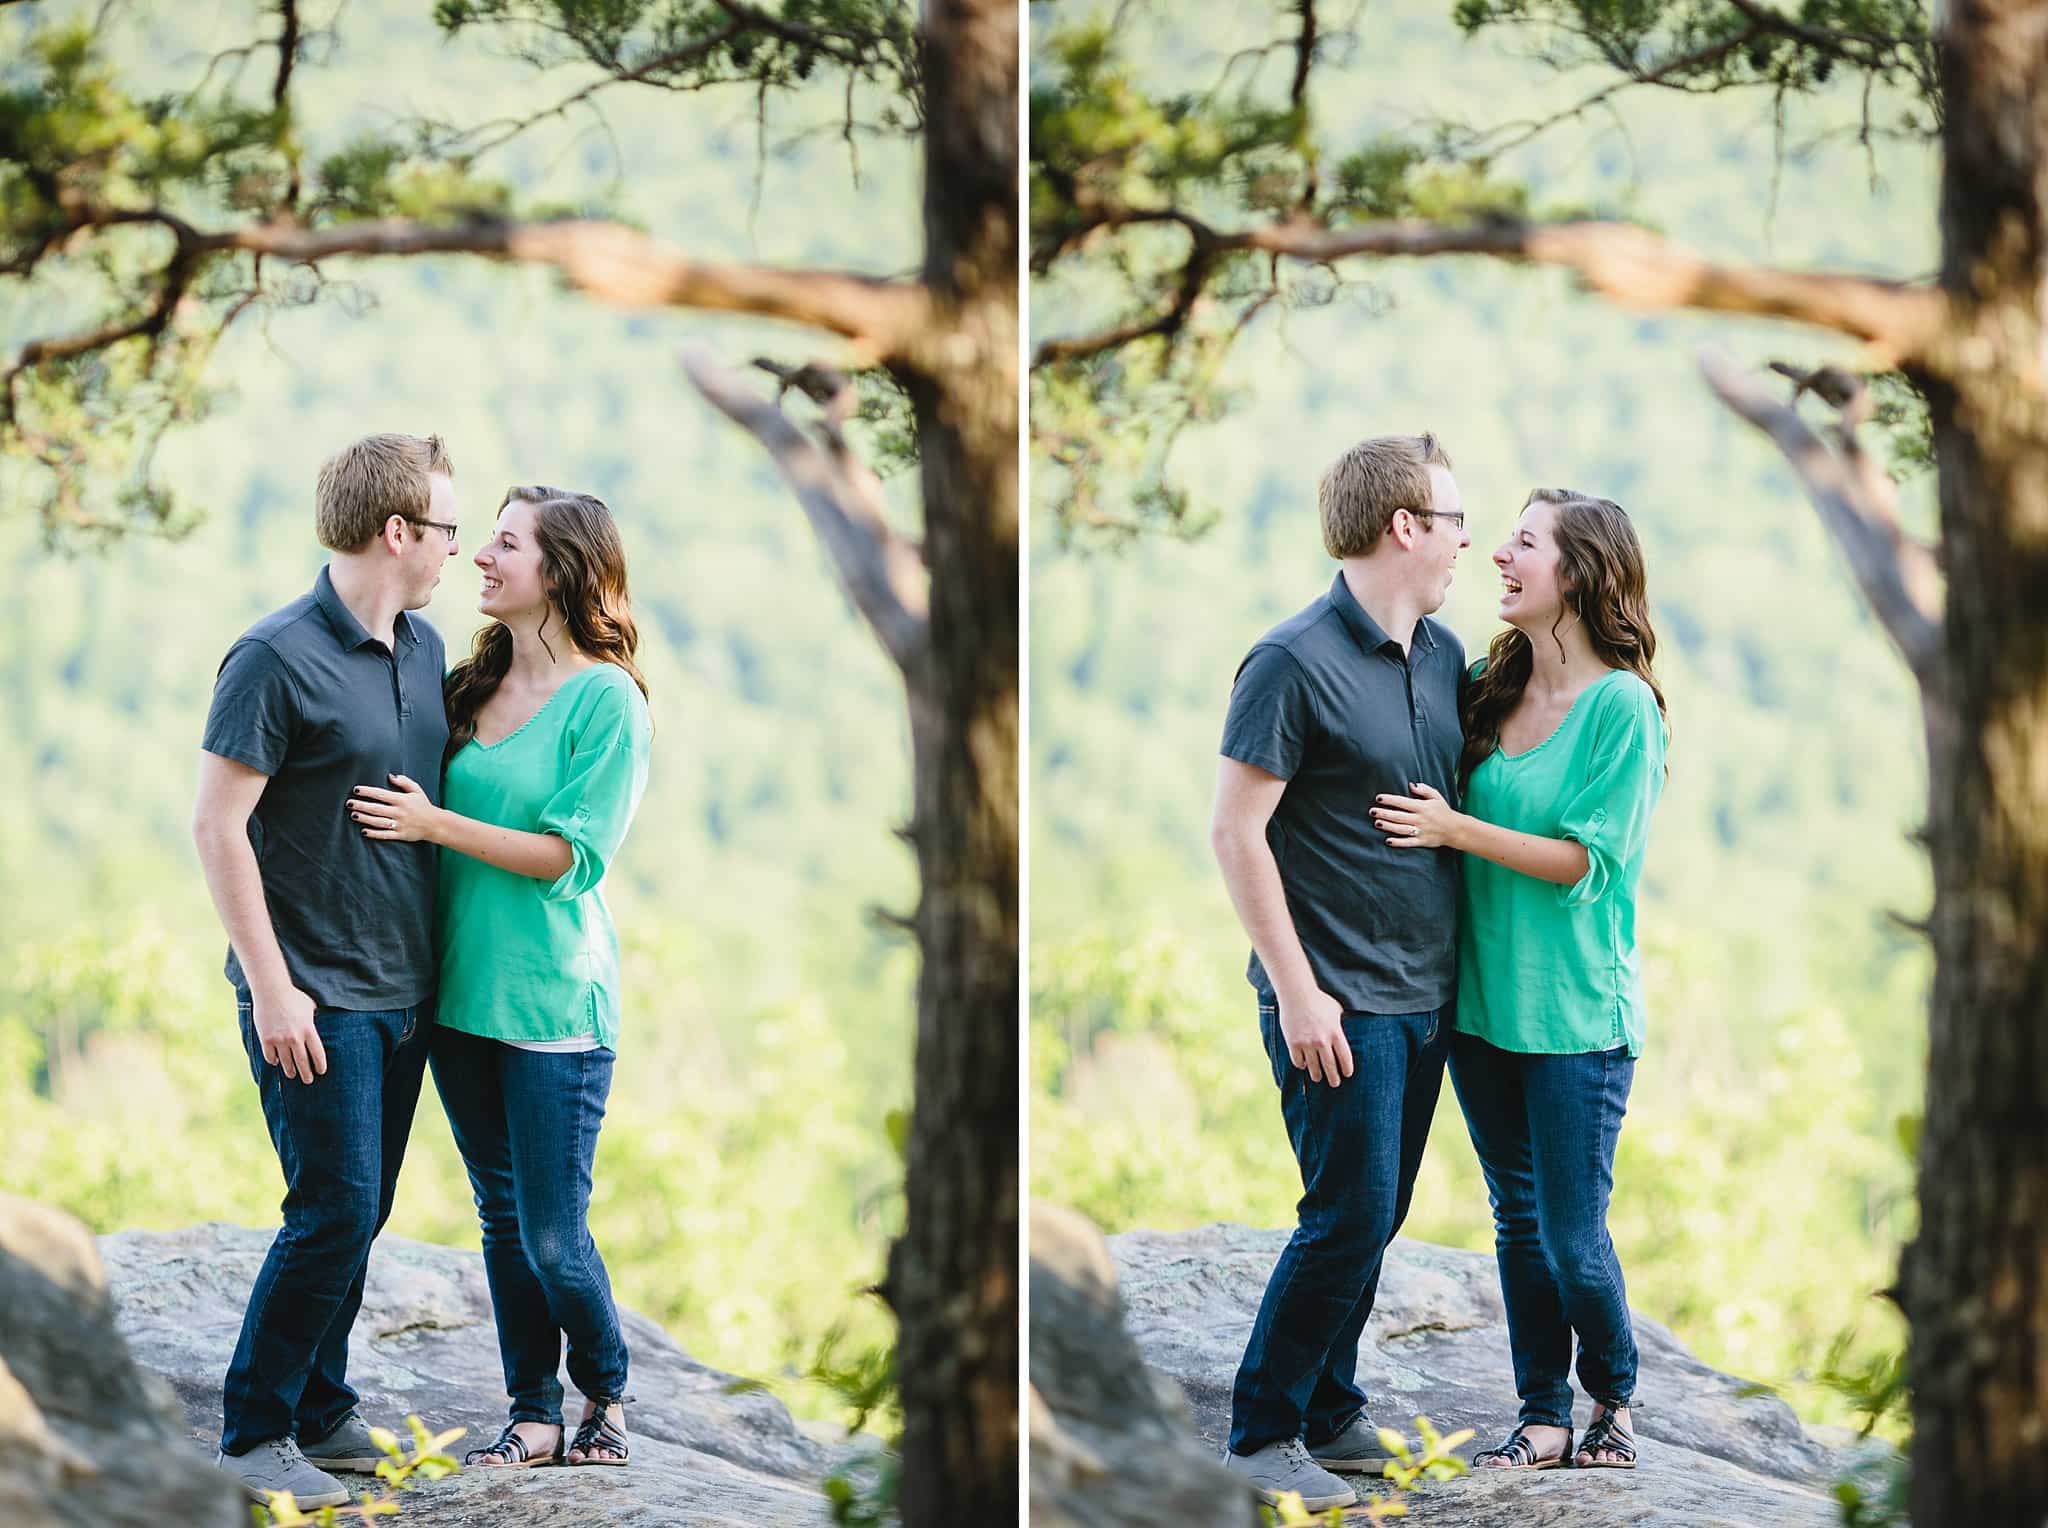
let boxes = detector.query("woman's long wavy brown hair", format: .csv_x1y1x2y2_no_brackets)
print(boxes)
445,486,649,754
1458,488,1668,788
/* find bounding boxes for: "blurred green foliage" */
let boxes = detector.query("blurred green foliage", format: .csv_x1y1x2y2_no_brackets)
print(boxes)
256,1414,467,1525
1030,0,1929,1440
2,0,928,1429
1029,0,1938,539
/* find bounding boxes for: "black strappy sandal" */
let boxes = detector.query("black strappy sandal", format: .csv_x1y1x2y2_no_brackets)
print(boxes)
464,1421,565,1469
1574,1407,1637,1469
567,1395,632,1467
1470,1423,1573,1471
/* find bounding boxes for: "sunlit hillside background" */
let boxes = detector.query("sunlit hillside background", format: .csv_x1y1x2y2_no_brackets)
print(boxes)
1030,0,1933,1430
1,0,922,1424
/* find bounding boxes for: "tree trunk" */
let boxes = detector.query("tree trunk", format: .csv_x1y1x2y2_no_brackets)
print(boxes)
1900,2,2048,1520
888,1,1020,1522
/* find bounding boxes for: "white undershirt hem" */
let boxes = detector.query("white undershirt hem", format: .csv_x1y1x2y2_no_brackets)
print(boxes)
501,1035,603,1053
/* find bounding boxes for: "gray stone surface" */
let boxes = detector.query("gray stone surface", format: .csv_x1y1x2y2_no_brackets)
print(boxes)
1107,1220,1889,1525
1030,1203,1259,1528
99,1222,844,1525
0,1194,243,1528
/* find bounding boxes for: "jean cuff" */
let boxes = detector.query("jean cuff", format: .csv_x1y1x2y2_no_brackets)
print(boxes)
1304,1409,1363,1448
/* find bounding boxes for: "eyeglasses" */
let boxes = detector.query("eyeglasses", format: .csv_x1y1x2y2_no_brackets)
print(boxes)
402,515,460,543
1404,507,1466,529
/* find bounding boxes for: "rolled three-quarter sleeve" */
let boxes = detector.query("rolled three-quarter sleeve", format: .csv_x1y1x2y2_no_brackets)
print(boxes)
538,681,651,902
1220,643,1318,780
1557,681,1665,907
202,639,299,775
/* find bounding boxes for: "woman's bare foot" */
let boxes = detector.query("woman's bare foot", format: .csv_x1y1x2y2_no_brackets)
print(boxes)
465,1420,562,1467
1473,1422,1571,1468
1573,1404,1635,1467
566,1399,628,1465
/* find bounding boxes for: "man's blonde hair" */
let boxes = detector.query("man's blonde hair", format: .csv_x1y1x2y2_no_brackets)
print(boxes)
315,433,455,552
1318,433,1454,558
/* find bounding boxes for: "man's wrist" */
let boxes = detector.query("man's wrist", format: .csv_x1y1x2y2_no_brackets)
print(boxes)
1273,976,1321,1009
249,972,296,1003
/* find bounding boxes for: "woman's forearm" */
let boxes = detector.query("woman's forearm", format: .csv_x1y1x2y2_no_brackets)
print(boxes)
1451,813,1589,886
428,807,575,882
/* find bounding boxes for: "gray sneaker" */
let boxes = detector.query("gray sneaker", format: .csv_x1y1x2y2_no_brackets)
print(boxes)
300,1411,391,1474
1220,1438,1356,1511
1309,1415,1392,1473
214,1436,353,1508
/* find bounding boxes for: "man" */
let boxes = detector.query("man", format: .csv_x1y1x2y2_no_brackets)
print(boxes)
1210,434,1469,1510
192,433,460,1507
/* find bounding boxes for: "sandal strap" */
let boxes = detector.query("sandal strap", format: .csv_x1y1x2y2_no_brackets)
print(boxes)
466,1424,531,1465
572,1398,631,1457
1579,1410,1636,1462
1473,1423,1574,1468
1473,1426,1538,1466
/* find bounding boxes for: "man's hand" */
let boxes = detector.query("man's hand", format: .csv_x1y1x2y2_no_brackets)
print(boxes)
252,984,327,1084
1279,986,1353,1087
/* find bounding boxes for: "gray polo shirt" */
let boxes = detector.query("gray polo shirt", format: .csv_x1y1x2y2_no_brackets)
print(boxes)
1220,573,1466,1014
201,566,449,1010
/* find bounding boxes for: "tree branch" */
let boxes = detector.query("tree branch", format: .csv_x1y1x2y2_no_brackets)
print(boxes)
1032,235,1214,366
1,246,196,426
201,218,932,355
1290,0,1318,116
702,0,880,68
1036,212,1948,370
274,0,299,108
1699,345,1942,683
679,343,929,673
1454,21,1767,161
275,0,303,209
1240,218,1946,354
435,27,749,159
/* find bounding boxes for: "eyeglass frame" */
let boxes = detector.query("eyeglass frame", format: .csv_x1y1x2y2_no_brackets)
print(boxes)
399,514,460,542
1399,506,1466,530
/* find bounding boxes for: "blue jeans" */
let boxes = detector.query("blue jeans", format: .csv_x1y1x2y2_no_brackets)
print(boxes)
1448,1032,1638,1427
1228,1002,1449,1455
430,1027,628,1424
221,994,434,1455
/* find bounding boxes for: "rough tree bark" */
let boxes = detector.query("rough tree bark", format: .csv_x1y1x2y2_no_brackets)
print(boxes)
889,1,1022,1522
686,3,1021,1515
1893,2,2048,1519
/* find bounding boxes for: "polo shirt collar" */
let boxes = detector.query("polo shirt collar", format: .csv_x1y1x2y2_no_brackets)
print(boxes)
314,564,420,650
1328,572,1435,657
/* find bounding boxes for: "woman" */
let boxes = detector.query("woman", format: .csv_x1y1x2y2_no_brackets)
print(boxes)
349,485,652,1470
1371,487,1667,1472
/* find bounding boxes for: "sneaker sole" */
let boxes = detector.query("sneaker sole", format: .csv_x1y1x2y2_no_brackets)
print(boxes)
1249,1484,1356,1511
302,1453,389,1473
1312,1455,1392,1474
222,1478,352,1509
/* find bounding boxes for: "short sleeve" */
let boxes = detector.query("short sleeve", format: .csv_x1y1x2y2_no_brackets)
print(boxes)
202,639,299,776
1220,644,1317,781
1557,679,1666,907
537,676,652,902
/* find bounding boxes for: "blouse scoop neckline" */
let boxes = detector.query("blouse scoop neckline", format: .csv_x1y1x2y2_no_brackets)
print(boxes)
466,662,614,752
1492,666,1627,764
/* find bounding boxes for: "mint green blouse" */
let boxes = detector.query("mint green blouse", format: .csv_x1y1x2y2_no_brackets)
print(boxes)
1456,667,1666,1057
435,664,652,1047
